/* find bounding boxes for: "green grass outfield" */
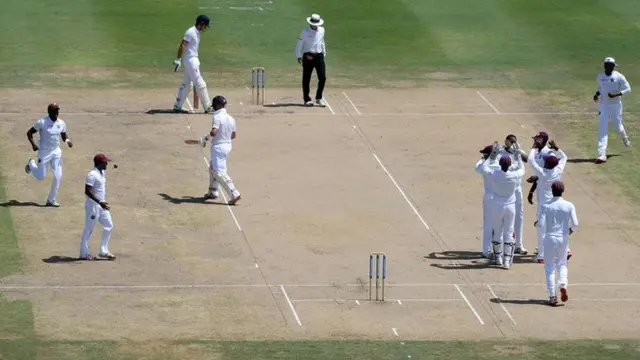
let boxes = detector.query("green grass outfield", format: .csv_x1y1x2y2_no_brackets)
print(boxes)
2,0,640,359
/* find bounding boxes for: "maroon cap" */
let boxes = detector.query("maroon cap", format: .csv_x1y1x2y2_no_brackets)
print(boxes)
551,181,565,193
93,153,111,163
543,154,559,168
532,131,549,142
479,145,494,155
499,156,512,168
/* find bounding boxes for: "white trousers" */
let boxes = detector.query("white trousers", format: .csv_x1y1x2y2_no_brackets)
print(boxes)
208,143,240,198
543,235,568,297
79,200,114,258
28,150,62,203
514,186,524,248
598,103,627,157
491,201,516,261
174,57,211,110
482,194,493,254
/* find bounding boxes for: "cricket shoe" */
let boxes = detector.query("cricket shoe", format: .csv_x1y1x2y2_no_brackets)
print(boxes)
98,252,116,260
316,99,327,107
536,257,544,264
45,200,60,207
304,101,314,107
548,296,559,307
560,287,569,302
24,159,33,174
228,193,242,205
495,256,503,267
79,254,96,261
623,137,631,147
481,252,494,260
502,258,512,270
595,155,607,164
173,105,191,114
515,247,528,255
203,192,219,200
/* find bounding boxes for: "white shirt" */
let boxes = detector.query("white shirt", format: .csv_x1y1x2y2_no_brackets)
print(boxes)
530,145,553,167
597,70,630,105
498,148,525,189
210,108,236,146
295,26,326,58
528,148,567,204
476,157,525,204
539,197,579,238
85,168,107,203
183,26,201,59
32,116,66,155
475,158,498,195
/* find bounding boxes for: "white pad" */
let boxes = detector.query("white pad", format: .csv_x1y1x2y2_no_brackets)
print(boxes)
174,81,193,108
195,78,212,110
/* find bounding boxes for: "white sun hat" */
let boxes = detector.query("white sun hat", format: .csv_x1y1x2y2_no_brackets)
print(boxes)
306,13,324,26
603,57,616,65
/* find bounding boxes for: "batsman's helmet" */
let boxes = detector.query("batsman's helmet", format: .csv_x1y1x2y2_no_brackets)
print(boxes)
212,95,227,107
196,15,210,28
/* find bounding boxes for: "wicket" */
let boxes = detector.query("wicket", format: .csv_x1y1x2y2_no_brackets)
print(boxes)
252,67,266,105
369,252,387,301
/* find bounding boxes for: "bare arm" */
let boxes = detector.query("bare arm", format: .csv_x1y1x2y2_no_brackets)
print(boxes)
85,185,109,210
61,132,73,148
177,40,187,58
231,131,236,140
27,127,38,151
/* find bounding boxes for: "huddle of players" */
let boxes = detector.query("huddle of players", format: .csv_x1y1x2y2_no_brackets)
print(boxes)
475,132,576,268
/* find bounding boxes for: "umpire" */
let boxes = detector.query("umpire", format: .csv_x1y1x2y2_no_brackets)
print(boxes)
295,13,327,107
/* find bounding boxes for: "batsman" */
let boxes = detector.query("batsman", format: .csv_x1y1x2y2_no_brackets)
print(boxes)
198,95,241,205
172,15,213,113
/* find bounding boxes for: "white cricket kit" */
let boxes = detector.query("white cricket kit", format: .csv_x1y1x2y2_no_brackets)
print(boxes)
475,158,498,255
208,108,240,199
596,70,630,157
498,148,525,248
174,25,211,110
79,168,114,258
477,156,525,265
27,116,66,203
538,197,579,297
528,148,568,260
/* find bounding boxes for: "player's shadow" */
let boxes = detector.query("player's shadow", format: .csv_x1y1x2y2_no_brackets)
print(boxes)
42,255,112,263
0,200,46,207
426,251,535,265
263,103,307,108
490,298,562,307
146,109,196,115
157,193,227,206
567,154,619,163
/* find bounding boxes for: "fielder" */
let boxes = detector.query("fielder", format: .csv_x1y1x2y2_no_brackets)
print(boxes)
538,181,578,306
199,95,242,205
475,144,500,258
593,57,631,163
79,154,115,261
528,140,568,263
499,134,529,254
173,15,213,113
476,142,525,269
24,103,73,207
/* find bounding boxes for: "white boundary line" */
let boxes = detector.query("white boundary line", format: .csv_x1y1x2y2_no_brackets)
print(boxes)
486,285,516,326
280,285,303,327
476,91,501,114
454,284,484,325
2,282,640,290
372,154,431,231
342,91,362,115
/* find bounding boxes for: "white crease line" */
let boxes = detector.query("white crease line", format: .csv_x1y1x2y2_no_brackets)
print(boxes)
486,285,516,326
342,91,361,115
372,153,431,230
572,298,640,301
280,285,302,326
455,284,484,325
392,328,399,337
476,91,501,114
202,157,242,231
324,98,336,115
291,298,461,303
0,111,599,116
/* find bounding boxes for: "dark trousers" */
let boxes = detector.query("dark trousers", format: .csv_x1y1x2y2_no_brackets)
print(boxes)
302,52,326,102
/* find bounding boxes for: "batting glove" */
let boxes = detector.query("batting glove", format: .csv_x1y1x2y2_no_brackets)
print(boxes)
173,58,182,72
